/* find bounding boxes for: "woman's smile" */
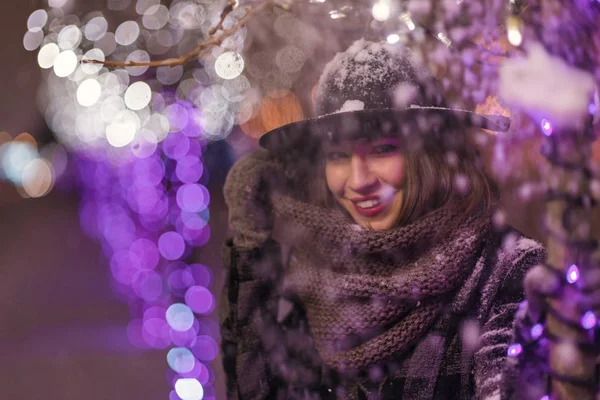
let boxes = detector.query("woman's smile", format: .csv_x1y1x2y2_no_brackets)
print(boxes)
325,138,405,230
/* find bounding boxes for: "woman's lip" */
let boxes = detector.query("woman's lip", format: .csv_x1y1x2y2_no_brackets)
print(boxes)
352,202,386,218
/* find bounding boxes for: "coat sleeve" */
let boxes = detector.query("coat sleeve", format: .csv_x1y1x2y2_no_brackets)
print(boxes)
473,238,547,400
220,238,281,400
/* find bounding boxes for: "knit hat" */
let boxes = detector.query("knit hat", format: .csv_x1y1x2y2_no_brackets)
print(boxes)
259,39,510,156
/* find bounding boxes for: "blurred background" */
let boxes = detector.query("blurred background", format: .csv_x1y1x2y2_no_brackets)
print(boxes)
0,0,599,399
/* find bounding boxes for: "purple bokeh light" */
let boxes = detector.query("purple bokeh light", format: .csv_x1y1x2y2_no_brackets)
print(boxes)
566,264,580,284
163,132,191,160
191,335,219,362
176,184,208,213
129,238,160,270
185,286,215,315
159,231,186,260
176,156,204,183
190,264,213,288
541,119,553,136
507,343,523,357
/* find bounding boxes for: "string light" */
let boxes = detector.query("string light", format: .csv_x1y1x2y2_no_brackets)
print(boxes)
541,119,553,136
507,343,523,357
566,264,580,284
386,33,400,44
530,323,544,340
436,32,452,47
399,12,416,31
581,311,597,329
507,16,523,46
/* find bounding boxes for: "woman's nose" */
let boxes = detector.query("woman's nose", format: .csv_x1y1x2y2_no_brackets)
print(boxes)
348,156,377,192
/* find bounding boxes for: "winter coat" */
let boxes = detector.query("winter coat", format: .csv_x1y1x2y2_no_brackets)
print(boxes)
220,228,546,400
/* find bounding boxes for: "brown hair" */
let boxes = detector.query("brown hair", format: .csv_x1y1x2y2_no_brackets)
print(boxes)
307,137,499,228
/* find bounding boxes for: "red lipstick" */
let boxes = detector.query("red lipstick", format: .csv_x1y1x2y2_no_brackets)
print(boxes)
350,195,386,218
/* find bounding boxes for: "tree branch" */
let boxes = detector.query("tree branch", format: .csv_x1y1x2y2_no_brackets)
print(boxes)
82,0,272,69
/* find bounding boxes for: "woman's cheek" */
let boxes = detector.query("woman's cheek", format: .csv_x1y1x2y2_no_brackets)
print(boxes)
325,165,347,196
375,157,405,187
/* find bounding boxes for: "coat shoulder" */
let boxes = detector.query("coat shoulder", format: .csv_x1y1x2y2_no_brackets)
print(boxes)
477,229,546,313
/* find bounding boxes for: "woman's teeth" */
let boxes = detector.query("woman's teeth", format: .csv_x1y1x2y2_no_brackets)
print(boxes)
356,199,380,209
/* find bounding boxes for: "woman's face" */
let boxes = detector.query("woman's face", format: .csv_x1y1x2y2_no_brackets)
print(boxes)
324,138,405,231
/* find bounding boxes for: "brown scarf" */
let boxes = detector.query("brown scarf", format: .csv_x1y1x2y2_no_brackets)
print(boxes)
271,191,491,374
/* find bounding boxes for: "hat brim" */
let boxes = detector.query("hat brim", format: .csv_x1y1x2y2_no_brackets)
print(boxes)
259,107,510,154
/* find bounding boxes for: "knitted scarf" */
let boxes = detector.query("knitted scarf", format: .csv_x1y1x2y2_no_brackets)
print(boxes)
270,191,491,374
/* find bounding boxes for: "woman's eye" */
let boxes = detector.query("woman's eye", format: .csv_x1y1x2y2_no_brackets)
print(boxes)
371,144,399,154
326,151,349,161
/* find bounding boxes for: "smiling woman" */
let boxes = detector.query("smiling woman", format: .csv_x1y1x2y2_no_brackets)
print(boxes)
221,39,546,400
323,138,406,230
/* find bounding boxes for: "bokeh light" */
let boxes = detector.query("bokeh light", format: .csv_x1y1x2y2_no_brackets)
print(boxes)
581,311,597,329
21,158,54,198
372,0,391,21
58,25,82,50
166,303,195,332
38,43,60,69
53,50,78,77
115,20,140,46
0,141,39,184
191,335,218,362
125,81,152,110
214,52,244,80
81,48,105,74
77,79,102,107
175,378,203,400
27,9,48,32
84,16,109,41
185,286,214,315
159,231,186,260
566,264,580,284
167,347,196,373
507,343,523,357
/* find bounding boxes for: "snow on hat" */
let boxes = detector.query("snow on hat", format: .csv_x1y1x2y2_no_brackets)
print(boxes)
314,39,445,114
259,39,510,155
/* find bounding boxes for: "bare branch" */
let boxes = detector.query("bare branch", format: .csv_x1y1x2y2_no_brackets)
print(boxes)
82,0,272,69
209,0,238,36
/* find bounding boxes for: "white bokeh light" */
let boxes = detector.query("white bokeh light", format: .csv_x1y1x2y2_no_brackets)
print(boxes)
81,48,105,75
115,21,140,46
77,79,102,107
215,51,245,80
125,50,150,76
22,159,54,198
101,95,125,123
157,65,183,85
172,3,205,29
174,378,204,400
1,141,39,185
38,43,60,69
387,33,400,44
58,25,82,50
136,0,160,14
53,50,78,77
372,0,391,21
49,0,70,8
27,9,48,32
125,81,152,110
143,5,170,30
105,110,140,147
84,16,108,41
24,30,44,51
